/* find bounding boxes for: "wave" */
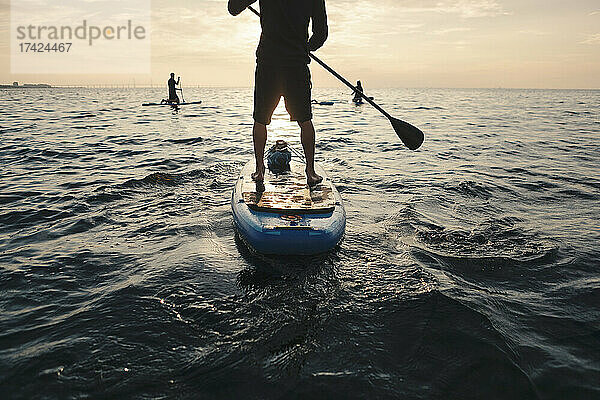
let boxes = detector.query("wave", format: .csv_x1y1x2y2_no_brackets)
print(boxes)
64,113,97,119
413,106,445,110
166,137,205,145
385,206,558,265
0,208,75,228
121,172,183,188
445,180,494,199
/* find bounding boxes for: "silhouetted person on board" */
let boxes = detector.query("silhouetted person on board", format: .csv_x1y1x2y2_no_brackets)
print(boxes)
353,80,364,103
228,0,328,187
164,73,180,104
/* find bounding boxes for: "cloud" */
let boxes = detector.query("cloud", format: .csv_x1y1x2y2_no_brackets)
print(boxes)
331,0,508,18
435,39,471,49
590,11,600,16
151,2,261,60
431,27,473,35
130,0,508,63
581,33,600,44
519,30,550,36
408,0,507,18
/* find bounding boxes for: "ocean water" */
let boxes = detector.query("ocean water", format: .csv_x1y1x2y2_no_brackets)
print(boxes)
0,87,599,399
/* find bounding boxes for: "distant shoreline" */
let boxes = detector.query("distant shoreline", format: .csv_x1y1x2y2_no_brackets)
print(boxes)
0,84,52,89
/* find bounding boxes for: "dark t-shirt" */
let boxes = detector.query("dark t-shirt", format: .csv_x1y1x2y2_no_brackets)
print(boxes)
228,0,328,66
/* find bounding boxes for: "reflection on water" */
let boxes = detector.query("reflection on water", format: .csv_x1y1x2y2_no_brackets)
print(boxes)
0,87,599,399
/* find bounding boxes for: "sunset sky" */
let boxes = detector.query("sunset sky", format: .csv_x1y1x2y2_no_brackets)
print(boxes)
1,0,599,88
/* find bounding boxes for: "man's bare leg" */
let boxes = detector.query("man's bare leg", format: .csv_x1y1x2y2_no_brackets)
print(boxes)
299,120,323,186
252,121,267,182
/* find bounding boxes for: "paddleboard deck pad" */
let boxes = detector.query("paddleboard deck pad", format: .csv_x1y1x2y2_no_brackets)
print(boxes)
232,159,346,255
142,101,202,106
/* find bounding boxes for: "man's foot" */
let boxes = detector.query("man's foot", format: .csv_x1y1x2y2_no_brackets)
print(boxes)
307,176,323,188
251,166,265,183
306,170,323,187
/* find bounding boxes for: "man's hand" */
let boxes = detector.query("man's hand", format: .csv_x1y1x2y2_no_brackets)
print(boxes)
228,0,257,16
308,0,328,52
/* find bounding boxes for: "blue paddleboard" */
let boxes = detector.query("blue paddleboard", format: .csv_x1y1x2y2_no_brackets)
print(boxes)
232,159,346,255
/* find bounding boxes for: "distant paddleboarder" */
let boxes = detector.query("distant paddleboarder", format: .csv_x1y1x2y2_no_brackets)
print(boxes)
162,73,180,104
353,80,364,103
228,0,328,187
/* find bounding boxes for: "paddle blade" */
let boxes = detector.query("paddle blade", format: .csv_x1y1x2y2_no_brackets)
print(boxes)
390,117,424,150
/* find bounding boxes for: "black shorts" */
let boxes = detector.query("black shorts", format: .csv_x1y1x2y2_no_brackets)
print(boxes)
253,63,312,125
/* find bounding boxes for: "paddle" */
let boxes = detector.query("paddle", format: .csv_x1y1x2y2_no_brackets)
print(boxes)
247,5,424,150
176,77,185,103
